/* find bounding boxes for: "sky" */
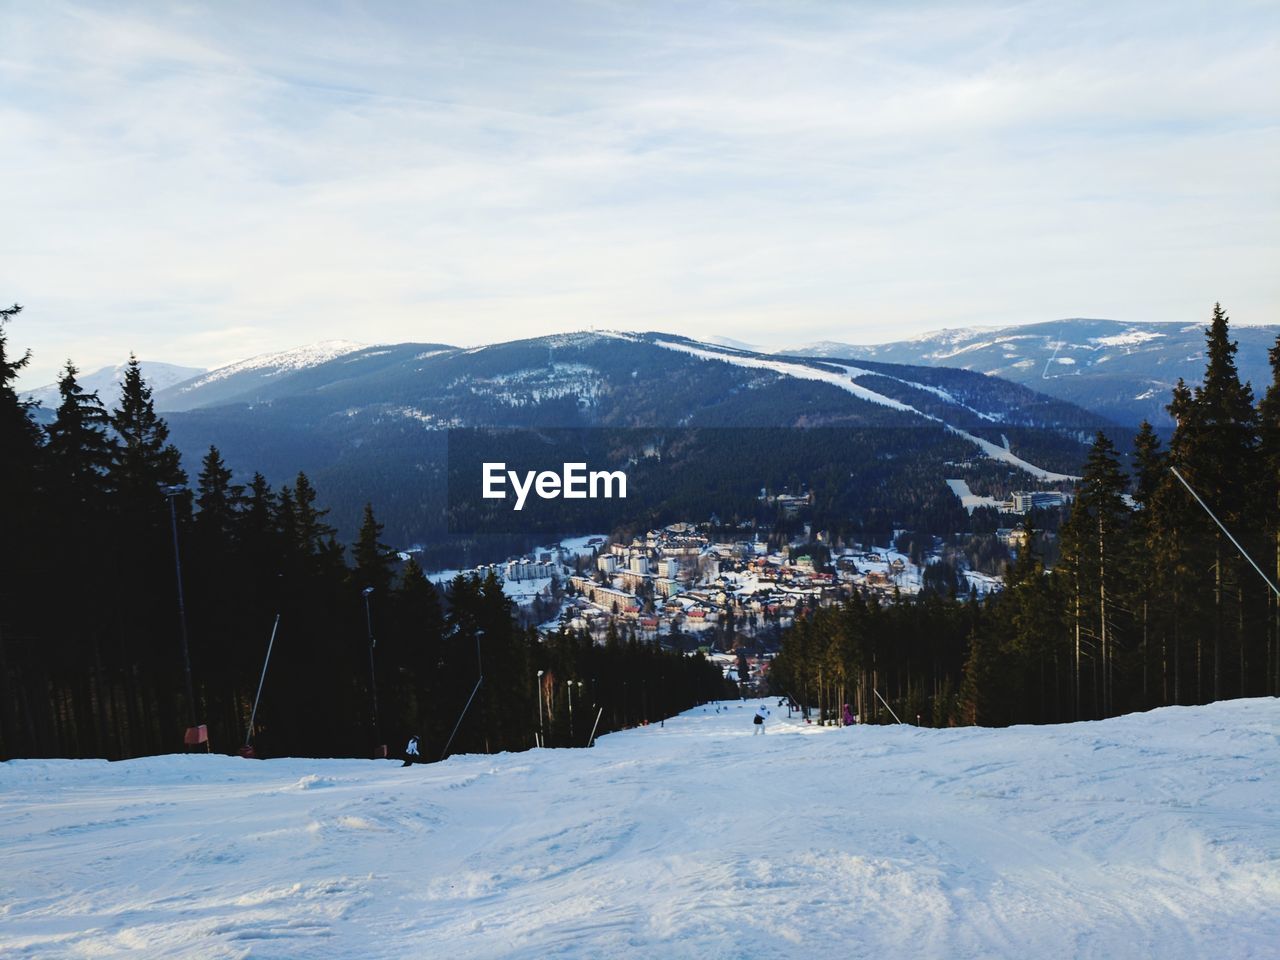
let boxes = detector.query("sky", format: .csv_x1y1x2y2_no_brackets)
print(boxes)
3,0,1278,387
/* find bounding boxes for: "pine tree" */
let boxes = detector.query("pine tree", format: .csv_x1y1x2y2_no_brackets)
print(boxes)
1130,421,1166,707
45,361,116,499
1185,306,1259,700
1061,432,1130,716
352,503,395,596
195,446,242,542
1258,333,1280,697
0,304,45,756
0,304,41,463
109,355,185,508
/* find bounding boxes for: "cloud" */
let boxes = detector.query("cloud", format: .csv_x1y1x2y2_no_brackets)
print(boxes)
3,0,1278,385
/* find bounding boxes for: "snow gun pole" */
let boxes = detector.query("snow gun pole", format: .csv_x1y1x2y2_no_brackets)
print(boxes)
1170,466,1280,601
873,688,903,725
244,613,281,749
439,676,483,762
587,706,603,748
439,627,487,762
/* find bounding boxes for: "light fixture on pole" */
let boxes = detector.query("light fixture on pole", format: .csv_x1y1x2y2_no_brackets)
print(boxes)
163,484,206,751
362,587,385,758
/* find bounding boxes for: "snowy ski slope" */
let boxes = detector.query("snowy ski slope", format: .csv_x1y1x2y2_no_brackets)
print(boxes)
1,700,1276,959
653,340,1079,481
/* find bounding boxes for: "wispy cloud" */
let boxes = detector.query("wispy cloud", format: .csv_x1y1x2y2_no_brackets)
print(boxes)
4,0,1278,385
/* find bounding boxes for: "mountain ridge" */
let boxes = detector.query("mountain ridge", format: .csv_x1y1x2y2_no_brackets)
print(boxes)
781,317,1279,425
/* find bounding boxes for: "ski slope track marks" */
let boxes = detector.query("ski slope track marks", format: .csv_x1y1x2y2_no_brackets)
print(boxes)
653,340,1078,481
1,700,1277,959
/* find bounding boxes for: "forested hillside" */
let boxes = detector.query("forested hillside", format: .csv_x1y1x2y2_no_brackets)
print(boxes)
774,306,1280,725
0,306,729,760
153,332,1101,556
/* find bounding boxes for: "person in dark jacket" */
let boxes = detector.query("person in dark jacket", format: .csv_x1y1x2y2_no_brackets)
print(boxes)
753,703,771,734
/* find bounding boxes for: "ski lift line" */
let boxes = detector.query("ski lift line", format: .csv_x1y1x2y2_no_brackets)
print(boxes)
873,688,904,724
1170,466,1280,601
245,613,281,748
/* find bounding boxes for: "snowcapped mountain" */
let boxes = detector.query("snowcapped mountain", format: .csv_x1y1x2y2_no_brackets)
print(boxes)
158,331,1101,546
2,698,1276,957
154,340,368,411
23,360,206,416
784,318,1280,425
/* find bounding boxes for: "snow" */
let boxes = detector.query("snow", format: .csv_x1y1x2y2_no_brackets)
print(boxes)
174,341,366,393
2,699,1277,959
654,340,918,414
946,427,1078,481
946,479,1002,514
23,361,206,410
1090,330,1165,348
556,534,608,557
655,340,1077,480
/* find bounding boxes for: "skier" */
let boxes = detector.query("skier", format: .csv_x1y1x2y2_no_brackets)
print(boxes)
842,703,856,727
753,703,771,735
402,734,421,767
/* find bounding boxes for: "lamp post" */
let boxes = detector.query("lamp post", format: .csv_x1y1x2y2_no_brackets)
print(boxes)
536,669,545,747
362,587,383,757
162,484,203,749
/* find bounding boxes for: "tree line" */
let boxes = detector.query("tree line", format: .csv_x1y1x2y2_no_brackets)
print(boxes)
0,305,729,760
771,305,1280,725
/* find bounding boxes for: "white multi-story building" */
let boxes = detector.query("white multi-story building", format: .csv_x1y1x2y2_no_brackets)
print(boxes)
1012,490,1065,512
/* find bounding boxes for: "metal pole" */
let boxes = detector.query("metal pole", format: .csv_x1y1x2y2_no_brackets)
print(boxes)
567,681,575,738
1170,466,1280,600
245,613,281,748
439,676,483,762
873,688,903,724
587,706,603,747
536,669,545,747
166,489,198,731
363,589,380,748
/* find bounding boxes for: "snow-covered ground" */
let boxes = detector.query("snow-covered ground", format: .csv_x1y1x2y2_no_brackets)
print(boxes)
946,478,1003,514
654,339,1079,481
2,701,1277,959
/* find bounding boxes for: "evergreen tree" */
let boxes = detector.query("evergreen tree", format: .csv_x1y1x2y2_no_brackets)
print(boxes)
1061,432,1130,716
352,503,395,596
195,446,242,541
1130,421,1166,707
109,355,185,508
1184,306,1259,700
45,361,116,498
0,304,44,757
0,304,42,465
1259,333,1280,697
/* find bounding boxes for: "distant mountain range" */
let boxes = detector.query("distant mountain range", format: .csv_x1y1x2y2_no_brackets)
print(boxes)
783,318,1279,426
24,360,206,421
153,340,366,411
150,332,1105,553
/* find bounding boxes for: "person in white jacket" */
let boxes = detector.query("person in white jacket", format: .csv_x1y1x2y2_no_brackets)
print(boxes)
752,703,771,735
402,734,421,766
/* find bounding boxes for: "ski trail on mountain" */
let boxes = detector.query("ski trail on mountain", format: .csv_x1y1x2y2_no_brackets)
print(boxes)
654,340,1079,480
